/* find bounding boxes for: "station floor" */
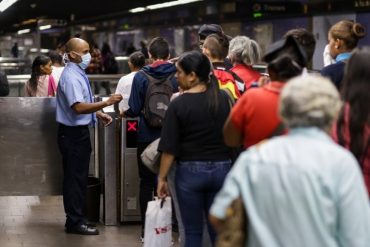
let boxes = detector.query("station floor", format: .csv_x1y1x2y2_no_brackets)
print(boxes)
0,196,180,247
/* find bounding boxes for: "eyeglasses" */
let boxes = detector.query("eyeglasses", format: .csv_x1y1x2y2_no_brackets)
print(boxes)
199,42,204,49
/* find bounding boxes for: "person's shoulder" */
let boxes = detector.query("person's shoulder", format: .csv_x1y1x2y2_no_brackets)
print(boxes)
321,62,343,74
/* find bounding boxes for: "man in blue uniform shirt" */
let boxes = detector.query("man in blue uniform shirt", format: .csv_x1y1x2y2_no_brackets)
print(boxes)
56,37,122,235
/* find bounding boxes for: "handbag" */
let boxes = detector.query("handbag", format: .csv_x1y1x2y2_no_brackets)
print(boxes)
47,75,57,97
144,197,172,247
140,138,161,174
215,197,247,247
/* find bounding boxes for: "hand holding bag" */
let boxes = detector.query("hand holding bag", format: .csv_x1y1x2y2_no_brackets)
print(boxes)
144,197,172,247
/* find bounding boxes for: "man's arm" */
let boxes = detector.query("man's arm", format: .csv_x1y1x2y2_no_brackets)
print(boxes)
223,114,243,147
72,94,122,114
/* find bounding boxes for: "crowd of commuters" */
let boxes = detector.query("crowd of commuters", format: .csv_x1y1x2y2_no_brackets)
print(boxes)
8,19,370,247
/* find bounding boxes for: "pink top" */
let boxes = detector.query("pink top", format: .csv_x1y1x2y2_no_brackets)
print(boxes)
25,75,52,97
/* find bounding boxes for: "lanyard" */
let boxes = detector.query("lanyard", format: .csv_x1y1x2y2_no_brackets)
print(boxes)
81,72,96,126
336,52,351,63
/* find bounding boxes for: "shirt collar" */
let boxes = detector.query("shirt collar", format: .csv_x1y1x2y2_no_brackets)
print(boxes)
150,60,169,67
67,62,85,74
290,127,332,142
263,81,285,93
336,52,351,63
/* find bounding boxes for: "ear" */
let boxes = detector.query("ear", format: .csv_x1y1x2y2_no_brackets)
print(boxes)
334,39,342,49
188,71,197,83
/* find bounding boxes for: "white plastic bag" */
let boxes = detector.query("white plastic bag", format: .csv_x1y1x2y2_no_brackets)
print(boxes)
144,197,172,247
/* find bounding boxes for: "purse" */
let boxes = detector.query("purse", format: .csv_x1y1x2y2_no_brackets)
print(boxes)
215,197,247,247
140,138,161,174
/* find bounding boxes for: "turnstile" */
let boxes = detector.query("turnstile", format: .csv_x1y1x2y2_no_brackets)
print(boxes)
120,118,141,222
98,102,121,225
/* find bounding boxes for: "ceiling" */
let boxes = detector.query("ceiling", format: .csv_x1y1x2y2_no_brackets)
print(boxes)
0,0,167,33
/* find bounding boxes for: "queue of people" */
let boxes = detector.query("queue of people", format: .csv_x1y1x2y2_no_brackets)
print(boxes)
10,20,370,247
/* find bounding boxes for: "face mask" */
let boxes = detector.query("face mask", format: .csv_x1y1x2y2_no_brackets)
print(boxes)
62,53,69,64
75,52,92,70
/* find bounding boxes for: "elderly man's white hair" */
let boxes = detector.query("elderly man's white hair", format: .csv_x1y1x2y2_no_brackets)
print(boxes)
279,75,341,130
228,36,261,65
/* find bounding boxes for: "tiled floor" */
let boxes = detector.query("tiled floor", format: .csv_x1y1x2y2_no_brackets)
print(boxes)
0,196,179,247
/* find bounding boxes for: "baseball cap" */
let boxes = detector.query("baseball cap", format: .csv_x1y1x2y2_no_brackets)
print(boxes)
198,24,232,40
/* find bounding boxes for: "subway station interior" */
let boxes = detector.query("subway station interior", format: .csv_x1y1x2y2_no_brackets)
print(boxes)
0,0,370,246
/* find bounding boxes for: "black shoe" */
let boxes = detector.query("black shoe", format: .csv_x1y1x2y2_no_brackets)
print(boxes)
65,224,99,235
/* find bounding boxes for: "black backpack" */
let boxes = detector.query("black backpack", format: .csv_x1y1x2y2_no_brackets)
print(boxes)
141,71,174,128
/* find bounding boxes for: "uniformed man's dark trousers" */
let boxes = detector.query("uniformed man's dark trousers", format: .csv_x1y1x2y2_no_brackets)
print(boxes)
57,124,91,228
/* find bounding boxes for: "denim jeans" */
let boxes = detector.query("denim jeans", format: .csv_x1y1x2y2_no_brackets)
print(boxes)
175,160,232,247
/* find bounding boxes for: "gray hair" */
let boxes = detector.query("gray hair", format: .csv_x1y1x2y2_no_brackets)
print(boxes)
228,36,261,65
279,75,341,129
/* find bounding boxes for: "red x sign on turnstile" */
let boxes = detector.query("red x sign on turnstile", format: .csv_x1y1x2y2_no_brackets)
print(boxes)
127,121,137,132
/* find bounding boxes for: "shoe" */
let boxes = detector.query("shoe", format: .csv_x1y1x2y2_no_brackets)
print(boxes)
65,224,99,235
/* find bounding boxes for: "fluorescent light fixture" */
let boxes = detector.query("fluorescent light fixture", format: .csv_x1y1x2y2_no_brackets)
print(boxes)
129,0,202,13
129,7,146,13
17,29,30,35
115,56,129,61
147,0,202,10
40,49,50,53
30,48,38,52
39,25,51,30
0,0,18,12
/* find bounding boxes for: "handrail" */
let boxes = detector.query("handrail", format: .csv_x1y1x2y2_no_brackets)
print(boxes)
7,74,126,84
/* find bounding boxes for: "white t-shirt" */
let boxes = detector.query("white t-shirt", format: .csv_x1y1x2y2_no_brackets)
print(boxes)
115,71,137,111
51,66,65,85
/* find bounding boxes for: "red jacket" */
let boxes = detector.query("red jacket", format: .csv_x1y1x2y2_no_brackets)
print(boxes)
230,64,261,90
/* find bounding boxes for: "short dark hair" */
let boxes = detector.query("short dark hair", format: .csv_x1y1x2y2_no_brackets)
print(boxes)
129,51,146,68
148,37,169,60
48,50,63,65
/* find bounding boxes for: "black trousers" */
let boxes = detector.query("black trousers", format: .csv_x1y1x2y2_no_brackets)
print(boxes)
137,142,157,234
57,124,91,228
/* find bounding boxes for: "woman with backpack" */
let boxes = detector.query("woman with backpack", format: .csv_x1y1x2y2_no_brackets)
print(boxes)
157,50,232,247
228,36,262,90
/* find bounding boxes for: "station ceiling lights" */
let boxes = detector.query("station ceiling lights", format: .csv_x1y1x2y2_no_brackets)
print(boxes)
129,0,203,13
0,0,17,12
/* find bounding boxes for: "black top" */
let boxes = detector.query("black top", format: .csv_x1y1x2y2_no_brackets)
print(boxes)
320,61,346,90
158,91,231,161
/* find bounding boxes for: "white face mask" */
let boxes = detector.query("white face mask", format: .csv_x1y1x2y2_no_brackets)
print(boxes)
78,52,92,70
62,53,69,64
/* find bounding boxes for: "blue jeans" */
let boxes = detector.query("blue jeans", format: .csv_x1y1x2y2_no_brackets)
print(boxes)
175,160,232,247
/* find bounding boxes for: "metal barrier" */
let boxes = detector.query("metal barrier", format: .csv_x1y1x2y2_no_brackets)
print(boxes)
0,98,62,195
120,118,141,223
6,74,125,97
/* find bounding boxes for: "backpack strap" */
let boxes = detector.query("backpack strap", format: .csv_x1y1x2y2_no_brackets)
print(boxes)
226,70,245,94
